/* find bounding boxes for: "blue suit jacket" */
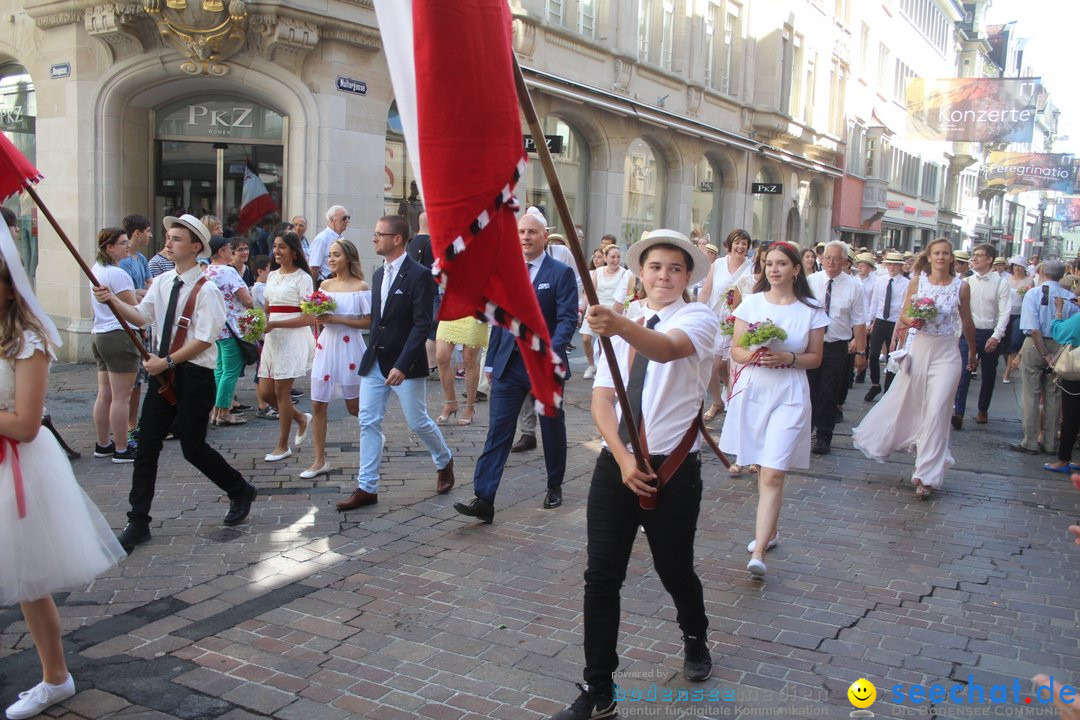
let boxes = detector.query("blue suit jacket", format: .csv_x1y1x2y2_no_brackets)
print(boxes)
487,255,578,381
359,255,434,379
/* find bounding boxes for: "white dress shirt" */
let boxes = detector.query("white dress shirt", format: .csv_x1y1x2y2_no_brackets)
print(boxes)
379,253,407,313
545,244,583,299
526,251,547,283
136,265,226,370
593,300,718,455
308,226,341,280
868,273,910,323
965,269,1010,339
808,270,867,342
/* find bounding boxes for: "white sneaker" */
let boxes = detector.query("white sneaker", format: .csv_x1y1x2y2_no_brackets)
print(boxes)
6,675,76,720
583,365,596,379
746,559,767,577
746,532,779,553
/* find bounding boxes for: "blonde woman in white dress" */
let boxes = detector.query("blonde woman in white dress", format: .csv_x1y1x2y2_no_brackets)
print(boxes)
853,238,977,498
258,231,314,463
580,245,635,379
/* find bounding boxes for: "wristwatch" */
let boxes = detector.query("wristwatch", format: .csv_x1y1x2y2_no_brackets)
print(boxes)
165,355,176,370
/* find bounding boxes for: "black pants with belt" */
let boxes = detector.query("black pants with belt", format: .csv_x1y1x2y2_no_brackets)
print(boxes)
807,340,850,442
1058,379,1080,464
128,363,247,526
868,319,896,386
582,448,707,695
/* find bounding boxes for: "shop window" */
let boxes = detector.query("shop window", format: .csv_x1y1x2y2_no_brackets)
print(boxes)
385,101,420,219
800,181,821,245
1,63,37,283
691,156,723,243
752,168,778,242
623,138,665,245
524,116,590,241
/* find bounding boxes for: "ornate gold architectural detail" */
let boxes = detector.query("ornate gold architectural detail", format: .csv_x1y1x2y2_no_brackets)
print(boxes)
143,0,248,76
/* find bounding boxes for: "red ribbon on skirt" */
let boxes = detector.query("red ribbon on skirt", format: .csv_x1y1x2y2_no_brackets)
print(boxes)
267,305,302,314
1,436,24,519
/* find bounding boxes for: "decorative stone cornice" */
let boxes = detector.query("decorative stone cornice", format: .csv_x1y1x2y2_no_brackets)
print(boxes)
319,25,380,51
544,29,605,62
85,4,148,62
512,15,537,58
33,10,84,28
248,13,319,75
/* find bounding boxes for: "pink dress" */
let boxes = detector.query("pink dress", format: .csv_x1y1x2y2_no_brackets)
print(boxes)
310,290,371,402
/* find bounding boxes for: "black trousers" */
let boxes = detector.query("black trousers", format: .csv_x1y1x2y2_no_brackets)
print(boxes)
868,320,896,386
1058,379,1080,463
583,449,707,695
129,364,247,526
807,340,850,441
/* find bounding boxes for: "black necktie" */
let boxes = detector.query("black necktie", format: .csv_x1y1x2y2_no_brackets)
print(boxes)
619,314,662,444
883,278,893,321
1042,284,1050,307
527,261,535,283
158,276,184,357
824,278,833,316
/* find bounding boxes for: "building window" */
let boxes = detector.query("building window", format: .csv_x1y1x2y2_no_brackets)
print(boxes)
877,44,890,93
789,33,804,117
921,163,940,203
547,0,564,24
899,0,950,55
752,168,779,242
0,63,36,283
660,0,676,71
803,52,816,124
578,0,595,36
623,138,665,244
638,0,653,62
889,148,920,197
859,23,870,76
893,59,915,104
781,26,795,113
526,116,591,241
829,60,846,135
846,123,865,176
706,1,741,95
691,156,723,242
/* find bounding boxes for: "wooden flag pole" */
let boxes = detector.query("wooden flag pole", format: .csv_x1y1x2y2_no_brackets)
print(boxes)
512,58,651,482
21,182,175,403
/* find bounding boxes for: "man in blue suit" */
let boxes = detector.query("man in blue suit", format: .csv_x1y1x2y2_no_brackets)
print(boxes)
454,212,578,523
336,215,455,511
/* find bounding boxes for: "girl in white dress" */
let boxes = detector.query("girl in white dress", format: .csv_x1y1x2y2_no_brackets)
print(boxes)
720,242,827,577
580,245,635,378
257,231,314,463
697,228,753,420
0,226,126,719
302,239,371,479
853,239,977,498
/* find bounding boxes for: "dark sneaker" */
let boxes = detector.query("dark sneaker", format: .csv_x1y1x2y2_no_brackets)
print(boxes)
93,442,115,458
290,388,303,399
683,634,713,681
117,523,151,554
548,683,616,720
112,444,137,463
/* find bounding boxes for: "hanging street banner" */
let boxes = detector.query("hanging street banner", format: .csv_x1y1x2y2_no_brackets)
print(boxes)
979,152,1076,193
906,78,1040,142
1054,197,1080,230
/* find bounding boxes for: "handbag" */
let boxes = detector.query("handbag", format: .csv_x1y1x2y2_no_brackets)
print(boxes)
227,325,260,366
1051,342,1080,382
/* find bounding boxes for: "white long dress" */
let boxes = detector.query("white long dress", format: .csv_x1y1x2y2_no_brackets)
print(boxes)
259,269,315,380
706,256,753,357
0,332,125,604
719,294,829,470
310,290,371,402
580,266,634,338
852,274,964,489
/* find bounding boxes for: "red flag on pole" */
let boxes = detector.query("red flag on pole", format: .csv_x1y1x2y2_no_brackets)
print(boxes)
0,132,43,201
373,0,566,415
236,164,278,234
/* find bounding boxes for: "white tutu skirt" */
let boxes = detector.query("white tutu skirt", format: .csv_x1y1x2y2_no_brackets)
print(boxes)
0,430,125,605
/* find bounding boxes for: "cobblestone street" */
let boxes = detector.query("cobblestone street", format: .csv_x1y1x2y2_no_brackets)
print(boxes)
1,357,1077,719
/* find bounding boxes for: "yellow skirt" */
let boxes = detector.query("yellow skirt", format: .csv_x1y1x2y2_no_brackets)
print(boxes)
436,316,490,349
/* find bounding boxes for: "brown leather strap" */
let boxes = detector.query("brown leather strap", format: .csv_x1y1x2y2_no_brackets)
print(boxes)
643,405,731,492
169,276,208,357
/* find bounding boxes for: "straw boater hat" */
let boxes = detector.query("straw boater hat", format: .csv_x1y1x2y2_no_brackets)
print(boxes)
704,243,720,255
627,229,709,286
856,252,876,267
993,257,1007,266
163,213,212,259
954,250,971,262
884,251,905,264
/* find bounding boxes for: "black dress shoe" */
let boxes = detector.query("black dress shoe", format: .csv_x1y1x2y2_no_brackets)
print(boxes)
224,483,257,526
453,497,494,523
1008,443,1038,455
864,385,882,402
117,523,151,554
511,433,537,453
683,634,713,682
951,414,963,430
811,438,831,455
542,487,562,509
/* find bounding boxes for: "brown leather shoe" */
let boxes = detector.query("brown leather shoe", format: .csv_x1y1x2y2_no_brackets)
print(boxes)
336,488,378,511
975,411,988,424
436,457,455,495
511,434,537,453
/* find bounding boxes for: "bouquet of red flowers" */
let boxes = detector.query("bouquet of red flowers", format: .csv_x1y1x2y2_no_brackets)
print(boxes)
301,290,337,316
237,308,267,343
907,296,938,322
719,314,737,337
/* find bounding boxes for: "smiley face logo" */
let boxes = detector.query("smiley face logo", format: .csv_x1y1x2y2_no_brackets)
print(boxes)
848,678,876,709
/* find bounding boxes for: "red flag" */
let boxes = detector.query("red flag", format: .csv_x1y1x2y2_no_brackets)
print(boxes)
374,0,565,415
236,165,278,234
0,132,43,201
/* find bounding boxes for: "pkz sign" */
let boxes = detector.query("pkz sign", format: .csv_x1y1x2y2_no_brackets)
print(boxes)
155,97,283,142
186,104,255,136
524,135,565,154
751,183,782,195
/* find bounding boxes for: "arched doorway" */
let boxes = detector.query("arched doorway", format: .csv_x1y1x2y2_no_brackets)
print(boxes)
524,116,591,240
1,62,37,282
623,138,665,245
786,207,801,244
752,166,779,242
691,156,723,244
800,180,822,245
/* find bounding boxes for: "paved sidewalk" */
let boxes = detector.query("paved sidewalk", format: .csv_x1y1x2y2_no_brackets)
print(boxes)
1,359,1077,719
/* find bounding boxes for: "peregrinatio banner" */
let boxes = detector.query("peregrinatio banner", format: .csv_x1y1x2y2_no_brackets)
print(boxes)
906,78,1040,142
980,152,1076,193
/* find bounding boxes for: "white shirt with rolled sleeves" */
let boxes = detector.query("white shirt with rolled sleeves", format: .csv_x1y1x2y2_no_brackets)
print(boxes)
807,270,867,343
867,273,910,322
307,226,340,280
135,265,227,370
964,269,1010,339
593,299,718,456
